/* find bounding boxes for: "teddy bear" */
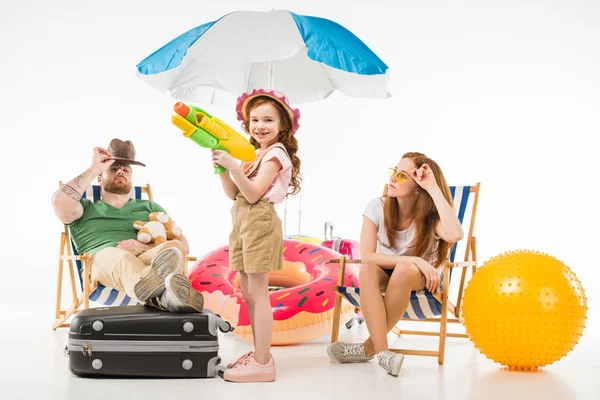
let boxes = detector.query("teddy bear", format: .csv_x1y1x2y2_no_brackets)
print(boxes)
133,212,182,246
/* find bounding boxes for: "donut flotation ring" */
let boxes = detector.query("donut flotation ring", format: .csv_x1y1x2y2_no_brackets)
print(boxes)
189,239,360,345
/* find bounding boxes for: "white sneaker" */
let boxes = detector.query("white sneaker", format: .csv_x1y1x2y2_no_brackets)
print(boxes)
159,273,204,313
327,342,374,363
377,350,405,376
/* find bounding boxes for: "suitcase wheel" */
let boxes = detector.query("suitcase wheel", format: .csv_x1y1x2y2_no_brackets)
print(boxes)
218,320,233,333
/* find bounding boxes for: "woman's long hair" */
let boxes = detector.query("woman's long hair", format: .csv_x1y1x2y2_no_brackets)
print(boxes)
383,152,454,268
241,97,302,196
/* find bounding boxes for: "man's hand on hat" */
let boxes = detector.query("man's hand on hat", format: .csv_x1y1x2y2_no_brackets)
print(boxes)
92,147,115,175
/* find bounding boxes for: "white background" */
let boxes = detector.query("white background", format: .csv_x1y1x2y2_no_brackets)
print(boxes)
0,0,597,334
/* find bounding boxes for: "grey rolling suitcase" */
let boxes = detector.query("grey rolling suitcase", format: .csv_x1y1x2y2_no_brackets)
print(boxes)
65,305,233,378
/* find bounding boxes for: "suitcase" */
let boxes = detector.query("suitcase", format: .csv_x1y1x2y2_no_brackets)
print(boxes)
65,305,233,378
321,238,364,329
321,238,361,259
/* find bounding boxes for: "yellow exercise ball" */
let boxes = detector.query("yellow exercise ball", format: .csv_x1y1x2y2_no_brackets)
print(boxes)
462,250,587,370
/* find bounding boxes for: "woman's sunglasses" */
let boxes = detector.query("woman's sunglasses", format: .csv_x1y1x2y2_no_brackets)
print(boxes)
387,167,412,183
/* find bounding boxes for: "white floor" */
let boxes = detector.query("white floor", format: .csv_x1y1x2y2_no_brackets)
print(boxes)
2,299,599,400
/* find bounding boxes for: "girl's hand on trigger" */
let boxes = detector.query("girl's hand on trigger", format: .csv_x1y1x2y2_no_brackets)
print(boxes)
212,150,240,172
411,163,437,192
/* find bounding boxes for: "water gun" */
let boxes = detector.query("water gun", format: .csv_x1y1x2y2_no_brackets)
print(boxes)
171,102,256,174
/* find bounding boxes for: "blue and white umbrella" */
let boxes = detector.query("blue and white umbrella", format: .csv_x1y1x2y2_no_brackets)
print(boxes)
136,10,390,106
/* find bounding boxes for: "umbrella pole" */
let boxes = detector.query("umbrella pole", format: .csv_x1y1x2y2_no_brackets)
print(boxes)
283,200,287,237
298,191,302,235
270,60,287,236
268,61,274,89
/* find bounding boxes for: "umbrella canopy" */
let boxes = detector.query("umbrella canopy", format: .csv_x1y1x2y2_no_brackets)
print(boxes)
136,10,390,106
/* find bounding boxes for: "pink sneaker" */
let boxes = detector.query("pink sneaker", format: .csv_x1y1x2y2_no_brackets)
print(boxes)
223,353,276,383
227,351,254,368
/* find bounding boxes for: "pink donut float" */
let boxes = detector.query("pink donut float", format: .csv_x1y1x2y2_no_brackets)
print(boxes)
189,239,360,345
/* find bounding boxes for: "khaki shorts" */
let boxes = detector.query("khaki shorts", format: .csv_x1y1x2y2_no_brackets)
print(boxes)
229,194,283,273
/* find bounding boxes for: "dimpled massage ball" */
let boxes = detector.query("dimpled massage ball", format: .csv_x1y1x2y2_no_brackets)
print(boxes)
462,250,587,370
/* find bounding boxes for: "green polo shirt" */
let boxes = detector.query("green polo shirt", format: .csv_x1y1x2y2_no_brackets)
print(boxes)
68,198,165,254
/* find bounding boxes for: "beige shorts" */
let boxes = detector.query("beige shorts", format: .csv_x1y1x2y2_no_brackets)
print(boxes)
229,194,283,273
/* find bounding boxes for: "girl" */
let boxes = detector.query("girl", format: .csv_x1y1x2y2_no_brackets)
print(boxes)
211,89,302,383
327,152,463,376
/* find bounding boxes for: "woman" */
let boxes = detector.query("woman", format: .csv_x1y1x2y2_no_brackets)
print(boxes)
327,152,464,376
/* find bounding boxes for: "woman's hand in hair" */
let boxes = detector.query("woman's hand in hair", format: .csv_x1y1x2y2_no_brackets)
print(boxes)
411,163,437,192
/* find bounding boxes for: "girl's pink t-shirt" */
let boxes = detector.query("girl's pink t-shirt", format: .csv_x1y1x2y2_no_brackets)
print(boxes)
243,144,292,204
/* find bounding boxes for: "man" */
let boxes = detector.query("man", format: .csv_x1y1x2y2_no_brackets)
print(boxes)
51,138,203,312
